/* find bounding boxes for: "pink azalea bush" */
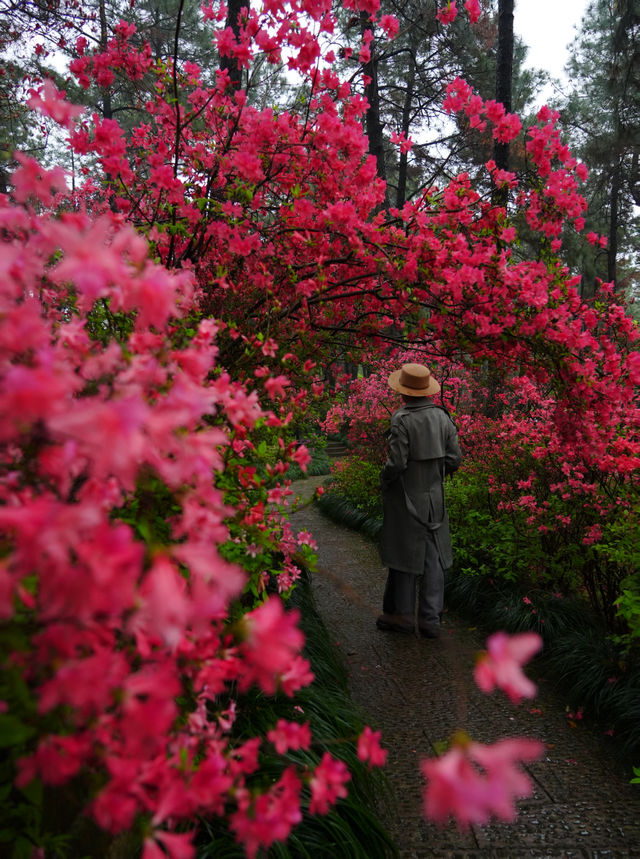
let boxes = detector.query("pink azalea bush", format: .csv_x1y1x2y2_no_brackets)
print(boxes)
450,367,640,629
0,163,385,857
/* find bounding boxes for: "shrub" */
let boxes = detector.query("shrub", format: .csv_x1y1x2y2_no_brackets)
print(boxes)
328,457,383,519
446,467,545,585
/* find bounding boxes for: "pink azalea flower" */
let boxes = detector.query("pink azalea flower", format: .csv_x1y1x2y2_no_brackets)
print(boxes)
239,597,306,694
390,130,413,154
185,752,233,814
291,444,312,471
357,726,387,768
437,1,458,24
309,752,351,814
280,654,314,697
464,0,481,23
264,374,290,399
143,830,194,859
131,556,191,649
229,737,261,777
230,767,302,858
470,737,544,818
422,743,490,826
422,735,544,827
379,14,400,39
27,79,85,129
474,632,542,704
267,719,312,755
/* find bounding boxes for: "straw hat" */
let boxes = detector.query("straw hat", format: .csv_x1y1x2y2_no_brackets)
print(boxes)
388,363,440,397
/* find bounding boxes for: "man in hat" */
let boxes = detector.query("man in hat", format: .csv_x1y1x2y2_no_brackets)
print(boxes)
377,363,462,638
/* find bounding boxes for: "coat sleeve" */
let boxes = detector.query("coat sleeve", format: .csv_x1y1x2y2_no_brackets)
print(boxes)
444,419,462,475
380,415,409,489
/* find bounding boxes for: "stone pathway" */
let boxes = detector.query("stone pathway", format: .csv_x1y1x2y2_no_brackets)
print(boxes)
290,476,640,859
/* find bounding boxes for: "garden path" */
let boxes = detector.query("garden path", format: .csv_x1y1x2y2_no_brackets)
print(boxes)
290,475,640,859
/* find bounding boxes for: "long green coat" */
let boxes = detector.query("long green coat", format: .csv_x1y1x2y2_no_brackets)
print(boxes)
379,399,462,575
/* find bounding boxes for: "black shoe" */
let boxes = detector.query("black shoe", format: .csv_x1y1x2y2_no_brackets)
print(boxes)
376,614,414,634
419,624,440,639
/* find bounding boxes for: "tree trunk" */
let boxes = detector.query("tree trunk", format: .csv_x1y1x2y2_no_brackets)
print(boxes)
396,57,416,210
220,0,244,88
98,0,112,119
494,0,514,176
608,156,621,287
360,12,388,204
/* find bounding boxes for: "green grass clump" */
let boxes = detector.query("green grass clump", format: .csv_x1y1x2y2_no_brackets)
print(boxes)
316,489,382,541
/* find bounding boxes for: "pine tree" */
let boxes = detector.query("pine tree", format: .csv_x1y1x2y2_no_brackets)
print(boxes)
346,0,545,208
562,0,640,297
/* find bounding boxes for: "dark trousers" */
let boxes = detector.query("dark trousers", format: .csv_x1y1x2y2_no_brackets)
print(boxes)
382,532,444,628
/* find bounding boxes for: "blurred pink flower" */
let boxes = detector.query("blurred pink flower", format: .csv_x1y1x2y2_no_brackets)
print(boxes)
239,597,307,694
464,0,481,23
437,1,458,24
143,830,194,859
309,753,351,814
357,726,387,768
27,79,85,129
474,632,542,704
422,735,544,827
267,719,312,755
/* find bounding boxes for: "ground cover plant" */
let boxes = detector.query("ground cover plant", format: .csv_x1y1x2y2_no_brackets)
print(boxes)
0,0,639,855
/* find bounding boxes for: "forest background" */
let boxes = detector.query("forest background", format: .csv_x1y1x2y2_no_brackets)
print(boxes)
0,0,639,857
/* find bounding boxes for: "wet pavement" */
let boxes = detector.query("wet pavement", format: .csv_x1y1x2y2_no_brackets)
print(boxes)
290,476,640,859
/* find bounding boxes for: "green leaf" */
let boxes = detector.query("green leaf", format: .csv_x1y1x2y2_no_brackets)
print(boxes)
0,715,37,747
